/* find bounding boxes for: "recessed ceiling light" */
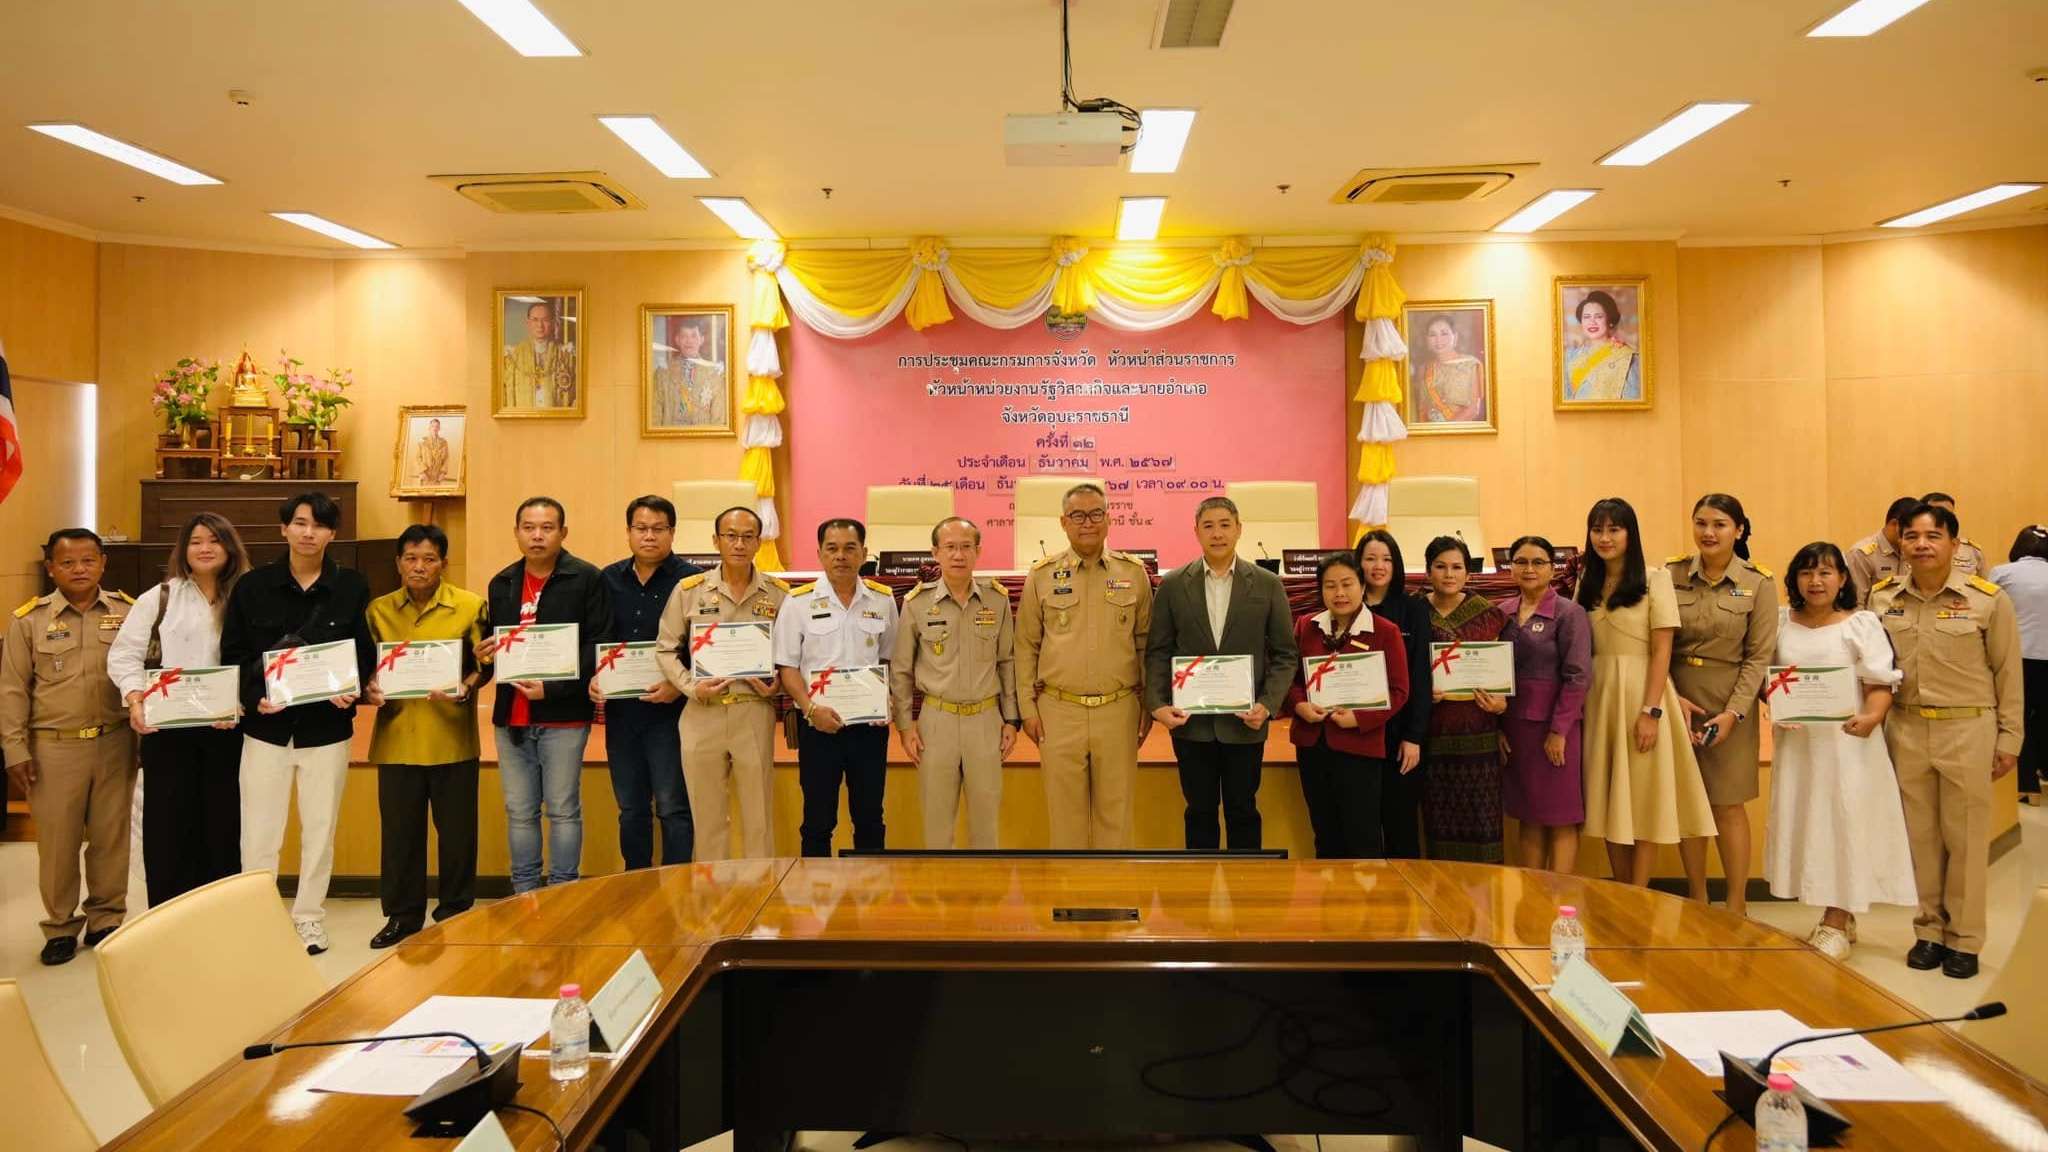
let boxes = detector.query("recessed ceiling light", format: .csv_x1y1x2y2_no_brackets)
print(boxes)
1116,196,1167,241
597,116,712,178
697,197,779,240
1129,110,1197,174
1878,183,2044,228
1807,0,1937,37
452,0,581,56
269,212,397,249
1492,189,1598,233
1598,102,1750,167
26,123,221,186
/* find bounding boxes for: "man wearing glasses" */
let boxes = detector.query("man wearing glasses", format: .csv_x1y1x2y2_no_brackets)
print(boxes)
1016,483,1155,848
656,506,788,860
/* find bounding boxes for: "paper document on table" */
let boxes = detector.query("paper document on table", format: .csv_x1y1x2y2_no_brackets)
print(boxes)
1642,1009,1946,1102
306,995,557,1096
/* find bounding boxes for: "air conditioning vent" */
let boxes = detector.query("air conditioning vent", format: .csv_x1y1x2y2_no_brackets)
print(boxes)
428,171,646,214
1331,164,1538,205
1154,0,1234,48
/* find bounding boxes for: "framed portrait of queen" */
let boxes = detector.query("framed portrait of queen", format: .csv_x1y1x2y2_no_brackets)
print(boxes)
1554,274,1653,411
641,304,736,438
1400,299,1497,435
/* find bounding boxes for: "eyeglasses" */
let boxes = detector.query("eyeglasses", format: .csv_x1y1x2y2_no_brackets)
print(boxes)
1064,510,1108,525
629,524,672,536
717,532,760,545
1508,558,1554,569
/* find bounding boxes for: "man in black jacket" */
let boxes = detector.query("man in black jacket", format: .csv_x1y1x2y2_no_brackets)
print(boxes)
480,496,612,892
220,491,376,955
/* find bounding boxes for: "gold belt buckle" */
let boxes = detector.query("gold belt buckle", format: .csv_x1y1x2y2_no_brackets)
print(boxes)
1681,655,1706,667
1083,693,1104,706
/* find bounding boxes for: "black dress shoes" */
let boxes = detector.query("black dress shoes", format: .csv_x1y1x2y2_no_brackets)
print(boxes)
83,924,119,947
370,918,423,950
1906,940,1951,970
40,937,78,966
1942,951,1980,979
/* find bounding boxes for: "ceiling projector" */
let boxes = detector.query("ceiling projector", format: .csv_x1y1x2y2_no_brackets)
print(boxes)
1003,112,1129,167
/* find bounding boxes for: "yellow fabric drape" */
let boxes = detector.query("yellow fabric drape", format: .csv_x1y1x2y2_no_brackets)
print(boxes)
1353,358,1403,405
1211,237,1252,321
1243,248,1363,300
1356,443,1397,486
747,240,789,331
781,250,919,321
1049,237,1094,316
1081,248,1224,308
945,249,1060,310
904,238,953,330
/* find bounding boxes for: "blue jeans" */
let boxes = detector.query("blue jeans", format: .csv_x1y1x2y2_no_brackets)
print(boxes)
607,710,692,869
495,725,589,892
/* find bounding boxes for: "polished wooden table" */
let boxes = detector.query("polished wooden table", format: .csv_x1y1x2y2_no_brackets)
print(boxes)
103,859,2048,1151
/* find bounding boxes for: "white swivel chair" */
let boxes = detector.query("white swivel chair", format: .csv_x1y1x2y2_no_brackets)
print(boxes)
1385,476,1487,570
1013,476,1106,568
96,871,330,1106
0,979,97,1152
1965,884,2048,1081
672,479,759,548
1226,481,1323,558
865,485,955,556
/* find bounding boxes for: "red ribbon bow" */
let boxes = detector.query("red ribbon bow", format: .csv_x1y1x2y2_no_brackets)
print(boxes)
1171,656,1204,689
144,667,183,699
1431,640,1463,674
809,666,836,698
264,648,300,679
1305,655,1338,693
595,644,628,674
691,627,718,655
496,624,530,650
1765,665,1800,697
376,641,410,673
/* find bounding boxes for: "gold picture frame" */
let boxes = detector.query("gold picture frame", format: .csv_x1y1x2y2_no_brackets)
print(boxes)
640,303,737,438
1399,298,1498,435
391,405,467,498
1554,274,1653,411
492,288,587,418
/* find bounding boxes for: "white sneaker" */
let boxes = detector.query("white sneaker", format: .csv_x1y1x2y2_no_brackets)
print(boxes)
1811,925,1852,960
295,919,329,956
1845,913,1858,943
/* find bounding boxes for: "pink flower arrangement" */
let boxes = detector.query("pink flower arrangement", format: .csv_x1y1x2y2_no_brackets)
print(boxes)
275,352,354,429
152,357,219,429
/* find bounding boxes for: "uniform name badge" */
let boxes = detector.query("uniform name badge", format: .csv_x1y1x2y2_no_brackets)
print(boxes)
594,641,664,698
690,621,774,679
1430,640,1516,698
141,665,239,729
374,639,462,699
493,623,580,681
1763,665,1858,724
1305,650,1392,710
808,664,889,725
262,640,362,707
1171,654,1256,714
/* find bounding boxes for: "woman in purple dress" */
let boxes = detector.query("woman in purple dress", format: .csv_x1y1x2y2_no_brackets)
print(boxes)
1495,535,1592,872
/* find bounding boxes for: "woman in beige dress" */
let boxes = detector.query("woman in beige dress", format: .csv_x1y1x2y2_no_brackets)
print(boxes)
1576,497,1716,886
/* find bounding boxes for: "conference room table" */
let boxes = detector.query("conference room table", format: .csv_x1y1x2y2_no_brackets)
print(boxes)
102,859,2048,1152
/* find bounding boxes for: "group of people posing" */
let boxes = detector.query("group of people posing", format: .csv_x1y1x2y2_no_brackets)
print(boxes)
4,484,2038,986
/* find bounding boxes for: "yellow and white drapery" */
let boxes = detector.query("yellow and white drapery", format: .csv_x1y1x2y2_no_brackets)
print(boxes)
741,235,1410,546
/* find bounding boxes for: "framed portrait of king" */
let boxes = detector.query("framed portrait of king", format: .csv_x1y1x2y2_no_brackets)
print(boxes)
641,304,736,438
392,405,467,498
1554,275,1653,411
1400,299,1497,435
493,288,586,418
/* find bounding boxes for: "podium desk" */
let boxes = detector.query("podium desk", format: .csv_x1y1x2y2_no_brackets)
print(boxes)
102,860,2048,1152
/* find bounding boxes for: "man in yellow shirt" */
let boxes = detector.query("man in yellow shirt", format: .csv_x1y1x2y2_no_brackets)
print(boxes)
363,524,490,948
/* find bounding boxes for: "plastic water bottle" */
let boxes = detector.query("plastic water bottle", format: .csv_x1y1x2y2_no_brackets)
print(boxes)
1755,1072,1808,1151
1550,905,1587,973
549,983,591,1081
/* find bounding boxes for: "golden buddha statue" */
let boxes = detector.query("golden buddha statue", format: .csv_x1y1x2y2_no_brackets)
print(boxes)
230,348,269,406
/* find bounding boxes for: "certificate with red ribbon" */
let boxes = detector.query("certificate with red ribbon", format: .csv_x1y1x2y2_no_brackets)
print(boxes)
594,641,663,699
374,639,461,700
1171,654,1255,714
1305,650,1391,710
807,663,889,724
1764,665,1856,723
492,623,579,682
141,665,239,728
262,640,362,707
1429,640,1516,697
689,621,774,680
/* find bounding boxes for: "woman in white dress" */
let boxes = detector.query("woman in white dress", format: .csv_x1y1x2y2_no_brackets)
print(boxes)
1765,541,1916,959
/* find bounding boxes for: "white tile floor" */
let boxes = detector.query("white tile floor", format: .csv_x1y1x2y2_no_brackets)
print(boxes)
7,807,2042,1148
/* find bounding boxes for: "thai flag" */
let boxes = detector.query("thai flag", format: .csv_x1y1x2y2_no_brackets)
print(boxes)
0,339,19,506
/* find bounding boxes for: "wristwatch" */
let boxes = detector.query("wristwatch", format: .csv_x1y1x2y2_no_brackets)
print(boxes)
1640,705,1663,719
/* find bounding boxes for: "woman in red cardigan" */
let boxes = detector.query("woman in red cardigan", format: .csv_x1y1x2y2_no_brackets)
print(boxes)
1287,553,1412,858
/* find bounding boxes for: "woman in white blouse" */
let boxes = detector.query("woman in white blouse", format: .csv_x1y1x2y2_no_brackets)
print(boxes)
109,513,251,904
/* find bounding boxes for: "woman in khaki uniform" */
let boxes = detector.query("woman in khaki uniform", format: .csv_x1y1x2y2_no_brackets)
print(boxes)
1668,493,1779,916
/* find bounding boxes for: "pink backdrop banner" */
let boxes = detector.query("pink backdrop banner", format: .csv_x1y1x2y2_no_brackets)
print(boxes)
787,308,1346,568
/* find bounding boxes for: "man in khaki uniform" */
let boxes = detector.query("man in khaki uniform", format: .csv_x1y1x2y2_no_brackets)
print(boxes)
891,517,1019,848
1848,495,1917,608
657,506,787,861
1922,492,1988,577
1016,483,1154,848
1874,501,2024,980
0,529,135,966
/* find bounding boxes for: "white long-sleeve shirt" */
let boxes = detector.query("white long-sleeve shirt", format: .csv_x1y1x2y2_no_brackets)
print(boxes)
108,578,226,697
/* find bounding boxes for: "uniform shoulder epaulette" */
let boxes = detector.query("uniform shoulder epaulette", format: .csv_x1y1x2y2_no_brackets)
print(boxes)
903,580,935,600
1872,575,1899,592
769,576,791,592
108,589,135,603
1857,541,1878,555
12,597,38,618
1028,553,1059,571
1666,553,1692,565
862,578,892,595
1108,549,1144,566
1749,561,1773,578
1961,537,1977,546
984,576,1008,595
1969,575,2002,595
789,581,818,596
678,572,708,590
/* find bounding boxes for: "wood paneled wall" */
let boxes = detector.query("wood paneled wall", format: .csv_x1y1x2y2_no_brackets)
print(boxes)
0,216,97,608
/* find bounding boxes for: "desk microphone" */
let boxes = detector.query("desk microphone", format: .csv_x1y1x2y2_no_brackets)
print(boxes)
1039,538,1049,558
1257,541,1271,559
245,1030,522,1129
1716,1002,2005,1142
